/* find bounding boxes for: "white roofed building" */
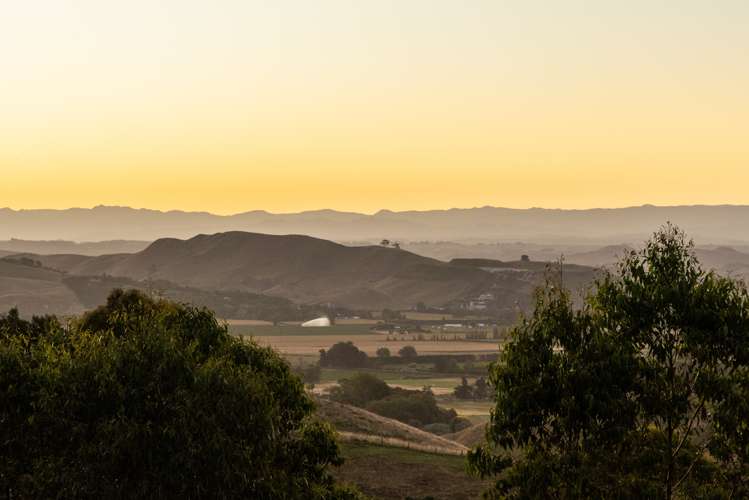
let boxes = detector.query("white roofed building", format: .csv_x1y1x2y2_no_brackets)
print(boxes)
301,317,331,327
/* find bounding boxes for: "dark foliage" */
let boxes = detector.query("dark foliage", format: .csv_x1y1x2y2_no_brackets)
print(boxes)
469,225,749,499
294,362,322,385
376,347,391,358
320,341,369,369
328,373,392,407
453,377,489,400
381,309,404,321
0,290,362,499
328,373,459,430
365,391,457,429
398,345,417,359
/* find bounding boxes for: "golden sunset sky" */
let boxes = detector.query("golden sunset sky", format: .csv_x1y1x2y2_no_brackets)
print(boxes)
1,1,747,214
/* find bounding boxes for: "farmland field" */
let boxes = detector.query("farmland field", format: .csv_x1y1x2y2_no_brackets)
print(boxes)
399,311,491,321
223,319,275,326
228,323,375,337
313,368,477,396
438,398,494,419
255,334,498,356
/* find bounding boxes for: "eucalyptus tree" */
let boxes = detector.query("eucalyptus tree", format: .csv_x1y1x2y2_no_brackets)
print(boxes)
470,225,749,499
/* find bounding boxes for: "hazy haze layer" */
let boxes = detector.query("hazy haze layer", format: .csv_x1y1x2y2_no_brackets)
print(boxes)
1,205,748,244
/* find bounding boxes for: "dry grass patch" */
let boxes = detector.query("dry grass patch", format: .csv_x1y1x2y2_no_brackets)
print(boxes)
333,442,489,500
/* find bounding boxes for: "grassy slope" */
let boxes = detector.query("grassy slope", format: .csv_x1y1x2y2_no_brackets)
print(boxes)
315,397,467,455
0,260,84,315
444,423,488,448
334,442,489,500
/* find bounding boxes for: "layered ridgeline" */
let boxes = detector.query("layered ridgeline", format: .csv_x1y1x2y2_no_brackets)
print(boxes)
0,232,602,317
3,205,749,243
0,232,476,314
28,232,492,310
4,230,747,318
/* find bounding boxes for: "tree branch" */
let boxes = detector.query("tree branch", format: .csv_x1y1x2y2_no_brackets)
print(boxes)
672,395,706,459
673,438,711,493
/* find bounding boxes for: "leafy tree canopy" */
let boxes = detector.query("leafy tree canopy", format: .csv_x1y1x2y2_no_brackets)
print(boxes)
320,341,369,368
398,345,417,359
376,347,391,358
0,289,361,499
470,225,749,499
329,372,392,407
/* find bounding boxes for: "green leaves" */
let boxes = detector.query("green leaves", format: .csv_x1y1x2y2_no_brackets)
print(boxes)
471,225,749,498
1,290,359,499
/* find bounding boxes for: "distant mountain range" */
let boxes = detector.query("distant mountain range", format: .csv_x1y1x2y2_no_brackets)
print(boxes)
2,204,749,244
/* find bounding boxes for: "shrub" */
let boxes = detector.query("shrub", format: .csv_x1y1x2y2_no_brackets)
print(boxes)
365,390,456,428
453,377,474,400
319,341,368,368
294,362,322,385
376,347,391,358
328,373,392,406
381,308,403,321
398,345,417,358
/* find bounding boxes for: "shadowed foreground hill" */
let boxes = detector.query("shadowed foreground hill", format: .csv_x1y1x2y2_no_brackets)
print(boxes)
64,232,493,309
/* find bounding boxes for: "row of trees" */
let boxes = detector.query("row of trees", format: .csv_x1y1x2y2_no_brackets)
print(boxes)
453,376,489,400
470,225,749,498
319,341,418,368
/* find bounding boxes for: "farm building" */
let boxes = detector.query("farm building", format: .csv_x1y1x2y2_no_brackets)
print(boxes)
301,317,332,327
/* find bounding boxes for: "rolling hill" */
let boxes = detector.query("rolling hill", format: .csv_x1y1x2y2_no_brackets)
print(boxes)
0,256,317,319
444,422,487,448
314,397,468,455
0,259,85,315
1,232,607,316
60,232,494,309
566,245,635,267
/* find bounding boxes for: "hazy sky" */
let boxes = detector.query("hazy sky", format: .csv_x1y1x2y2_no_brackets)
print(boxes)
1,1,747,214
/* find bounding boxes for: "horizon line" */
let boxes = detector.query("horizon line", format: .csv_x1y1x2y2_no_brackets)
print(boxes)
3,203,749,218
